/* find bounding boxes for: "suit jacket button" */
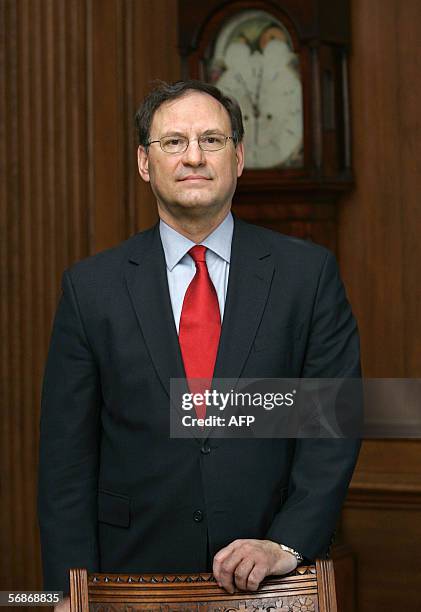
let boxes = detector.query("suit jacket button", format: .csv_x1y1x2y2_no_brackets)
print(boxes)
193,510,203,522
201,444,211,454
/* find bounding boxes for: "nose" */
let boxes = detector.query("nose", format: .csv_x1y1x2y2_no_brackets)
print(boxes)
181,139,206,166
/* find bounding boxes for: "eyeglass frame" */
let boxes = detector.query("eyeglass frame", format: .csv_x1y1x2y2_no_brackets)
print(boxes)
146,132,237,154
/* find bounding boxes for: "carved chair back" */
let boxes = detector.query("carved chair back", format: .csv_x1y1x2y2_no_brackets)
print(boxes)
70,560,337,611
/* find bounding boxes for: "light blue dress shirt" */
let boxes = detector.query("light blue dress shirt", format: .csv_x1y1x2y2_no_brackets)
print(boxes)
159,212,233,333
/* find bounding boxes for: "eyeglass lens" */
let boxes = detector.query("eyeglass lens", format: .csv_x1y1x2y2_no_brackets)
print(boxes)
160,134,228,153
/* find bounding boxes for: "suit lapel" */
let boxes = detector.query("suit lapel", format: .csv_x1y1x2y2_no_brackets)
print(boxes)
124,224,186,399
213,217,274,381
200,217,274,442
125,225,208,443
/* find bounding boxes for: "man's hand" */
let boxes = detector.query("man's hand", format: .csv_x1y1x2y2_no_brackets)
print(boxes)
54,595,70,612
213,539,297,594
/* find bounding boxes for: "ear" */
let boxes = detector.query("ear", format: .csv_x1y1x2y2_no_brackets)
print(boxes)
137,146,150,182
235,141,245,178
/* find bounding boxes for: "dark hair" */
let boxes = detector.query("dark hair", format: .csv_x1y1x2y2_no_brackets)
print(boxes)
135,80,244,148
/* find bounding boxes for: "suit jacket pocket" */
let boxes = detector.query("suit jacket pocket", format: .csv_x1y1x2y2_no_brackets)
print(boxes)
98,489,131,528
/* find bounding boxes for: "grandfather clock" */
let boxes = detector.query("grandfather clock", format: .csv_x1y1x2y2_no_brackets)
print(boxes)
178,0,353,253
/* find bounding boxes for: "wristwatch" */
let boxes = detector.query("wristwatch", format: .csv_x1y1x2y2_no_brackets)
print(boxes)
279,543,304,564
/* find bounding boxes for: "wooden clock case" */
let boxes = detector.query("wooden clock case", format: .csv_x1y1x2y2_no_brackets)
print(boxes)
178,0,352,252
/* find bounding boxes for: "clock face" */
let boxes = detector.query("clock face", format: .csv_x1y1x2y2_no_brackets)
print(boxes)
207,10,304,170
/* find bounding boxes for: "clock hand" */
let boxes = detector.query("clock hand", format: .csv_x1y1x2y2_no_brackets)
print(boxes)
252,66,264,146
235,73,254,105
235,72,260,119
250,66,263,120
255,66,263,110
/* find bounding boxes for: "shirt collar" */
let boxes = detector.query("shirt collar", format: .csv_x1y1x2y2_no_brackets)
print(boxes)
159,212,233,271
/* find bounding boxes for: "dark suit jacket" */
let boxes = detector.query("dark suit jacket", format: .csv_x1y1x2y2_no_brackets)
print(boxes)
38,216,361,594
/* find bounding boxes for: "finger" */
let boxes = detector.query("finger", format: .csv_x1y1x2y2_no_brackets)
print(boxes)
246,564,268,592
233,557,255,591
214,547,246,594
213,540,243,584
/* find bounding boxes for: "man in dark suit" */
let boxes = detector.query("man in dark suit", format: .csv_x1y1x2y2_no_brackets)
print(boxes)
38,80,361,610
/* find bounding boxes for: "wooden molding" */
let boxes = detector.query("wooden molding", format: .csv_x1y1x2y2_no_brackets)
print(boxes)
347,470,421,509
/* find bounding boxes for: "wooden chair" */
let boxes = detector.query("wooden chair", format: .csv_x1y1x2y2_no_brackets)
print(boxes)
70,559,337,611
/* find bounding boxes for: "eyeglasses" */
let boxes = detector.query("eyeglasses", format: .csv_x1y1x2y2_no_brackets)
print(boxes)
147,133,235,154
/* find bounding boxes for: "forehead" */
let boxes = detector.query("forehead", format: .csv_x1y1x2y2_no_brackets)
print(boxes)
151,91,232,135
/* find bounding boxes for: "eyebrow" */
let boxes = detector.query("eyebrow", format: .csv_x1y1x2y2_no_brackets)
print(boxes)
201,129,226,135
158,129,226,137
159,131,186,138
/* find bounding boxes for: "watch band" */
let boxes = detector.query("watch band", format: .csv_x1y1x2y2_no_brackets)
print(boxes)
279,543,304,563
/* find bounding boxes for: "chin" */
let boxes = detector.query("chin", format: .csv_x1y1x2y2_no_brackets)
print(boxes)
173,200,226,220
176,195,218,210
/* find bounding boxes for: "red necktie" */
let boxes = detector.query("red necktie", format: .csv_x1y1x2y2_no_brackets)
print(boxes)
179,245,221,420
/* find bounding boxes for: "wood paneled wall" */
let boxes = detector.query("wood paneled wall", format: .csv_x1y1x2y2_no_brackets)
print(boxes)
2,0,421,609
1,0,91,593
0,0,179,596
339,0,421,378
338,1,421,609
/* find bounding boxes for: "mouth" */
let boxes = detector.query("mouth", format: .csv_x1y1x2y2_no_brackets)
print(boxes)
179,175,211,181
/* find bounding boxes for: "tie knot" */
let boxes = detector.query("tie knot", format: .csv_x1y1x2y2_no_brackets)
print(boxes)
189,245,207,263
